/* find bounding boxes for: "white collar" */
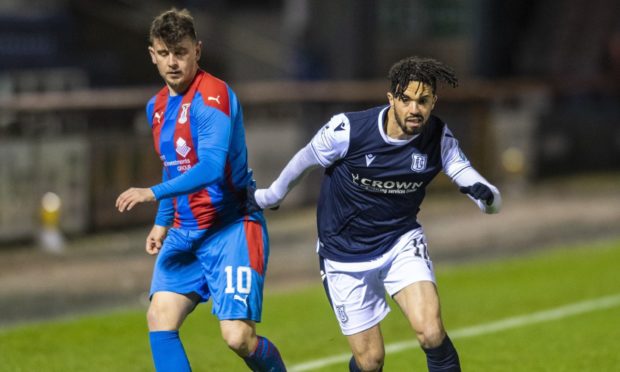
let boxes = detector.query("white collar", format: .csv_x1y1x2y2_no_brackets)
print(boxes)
377,106,420,145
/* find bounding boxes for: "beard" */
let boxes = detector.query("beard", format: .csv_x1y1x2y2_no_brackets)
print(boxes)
394,109,426,136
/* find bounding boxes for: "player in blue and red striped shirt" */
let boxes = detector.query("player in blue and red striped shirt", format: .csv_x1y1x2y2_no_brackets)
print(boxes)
116,8,285,372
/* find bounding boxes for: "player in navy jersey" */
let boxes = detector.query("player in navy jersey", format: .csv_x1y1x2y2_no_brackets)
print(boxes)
250,56,502,372
115,8,286,372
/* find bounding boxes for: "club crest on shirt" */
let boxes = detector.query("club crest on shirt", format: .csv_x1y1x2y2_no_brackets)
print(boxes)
336,305,349,323
176,137,191,158
411,153,427,172
178,103,191,124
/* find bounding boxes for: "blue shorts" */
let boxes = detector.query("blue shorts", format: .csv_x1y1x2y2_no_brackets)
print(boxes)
150,217,269,322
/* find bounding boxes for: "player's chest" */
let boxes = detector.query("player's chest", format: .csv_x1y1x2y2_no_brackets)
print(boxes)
344,142,441,181
155,100,196,157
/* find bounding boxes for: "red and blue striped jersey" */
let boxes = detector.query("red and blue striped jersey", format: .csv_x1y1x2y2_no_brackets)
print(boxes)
146,70,256,230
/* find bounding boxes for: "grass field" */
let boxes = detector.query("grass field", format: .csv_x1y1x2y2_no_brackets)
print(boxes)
2,238,620,371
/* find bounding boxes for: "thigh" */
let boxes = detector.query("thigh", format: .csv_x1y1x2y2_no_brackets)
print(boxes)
392,280,443,333
198,218,269,322
320,257,390,336
150,228,209,301
383,228,436,297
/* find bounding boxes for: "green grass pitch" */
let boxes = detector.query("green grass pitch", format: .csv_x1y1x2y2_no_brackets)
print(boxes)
1,238,619,371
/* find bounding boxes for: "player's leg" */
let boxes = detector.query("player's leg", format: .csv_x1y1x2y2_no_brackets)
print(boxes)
148,228,210,372
385,228,460,371
147,291,200,330
148,291,200,372
320,256,390,372
393,281,460,371
200,217,285,371
220,319,286,371
393,281,444,348
346,325,385,372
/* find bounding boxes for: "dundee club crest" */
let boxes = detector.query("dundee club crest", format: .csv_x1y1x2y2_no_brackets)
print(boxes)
336,305,349,323
411,153,427,172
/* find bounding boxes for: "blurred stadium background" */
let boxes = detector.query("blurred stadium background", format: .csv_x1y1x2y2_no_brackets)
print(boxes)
1,0,619,329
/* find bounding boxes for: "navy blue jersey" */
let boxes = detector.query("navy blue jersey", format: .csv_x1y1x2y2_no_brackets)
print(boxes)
311,105,471,262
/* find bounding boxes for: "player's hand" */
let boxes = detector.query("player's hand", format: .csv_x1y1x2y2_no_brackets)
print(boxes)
145,225,168,255
116,187,156,212
245,185,279,213
459,182,494,205
245,185,263,213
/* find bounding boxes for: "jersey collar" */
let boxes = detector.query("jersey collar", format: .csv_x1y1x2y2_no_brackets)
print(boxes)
377,106,420,145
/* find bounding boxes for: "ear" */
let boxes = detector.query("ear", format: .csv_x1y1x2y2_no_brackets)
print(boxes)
387,92,394,106
431,94,438,109
148,46,157,65
195,41,202,61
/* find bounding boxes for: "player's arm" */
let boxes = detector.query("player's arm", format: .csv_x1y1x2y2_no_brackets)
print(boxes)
254,114,350,209
144,171,173,255
453,168,502,213
116,100,162,212
253,143,322,209
116,108,230,211
441,125,502,214
150,107,230,200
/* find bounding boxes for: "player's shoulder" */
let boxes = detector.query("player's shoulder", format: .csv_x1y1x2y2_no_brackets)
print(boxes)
146,86,169,125
146,95,156,111
195,71,232,116
342,105,387,145
147,86,168,109
425,115,448,136
316,113,350,146
344,105,387,126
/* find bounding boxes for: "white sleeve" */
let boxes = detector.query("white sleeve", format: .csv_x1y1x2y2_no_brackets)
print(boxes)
254,143,322,209
255,114,350,209
309,113,350,167
441,125,502,214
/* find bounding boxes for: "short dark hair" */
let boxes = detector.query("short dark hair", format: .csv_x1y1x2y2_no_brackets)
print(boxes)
388,56,458,98
149,8,197,46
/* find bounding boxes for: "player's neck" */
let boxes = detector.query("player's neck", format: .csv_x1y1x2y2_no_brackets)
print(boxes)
166,69,199,96
167,82,189,96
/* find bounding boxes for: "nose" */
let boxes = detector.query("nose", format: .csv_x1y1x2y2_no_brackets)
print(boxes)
167,54,178,67
408,101,420,113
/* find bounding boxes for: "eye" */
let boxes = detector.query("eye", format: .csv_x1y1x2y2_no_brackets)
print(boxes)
175,49,189,57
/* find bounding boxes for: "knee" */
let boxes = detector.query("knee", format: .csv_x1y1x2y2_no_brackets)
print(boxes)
221,324,255,356
416,322,445,349
146,292,197,331
147,303,180,331
353,351,385,372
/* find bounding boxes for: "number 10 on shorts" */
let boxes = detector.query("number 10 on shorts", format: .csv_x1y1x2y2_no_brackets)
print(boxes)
224,266,252,294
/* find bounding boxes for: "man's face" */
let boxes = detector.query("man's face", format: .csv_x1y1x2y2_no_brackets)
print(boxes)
387,81,437,136
149,36,201,95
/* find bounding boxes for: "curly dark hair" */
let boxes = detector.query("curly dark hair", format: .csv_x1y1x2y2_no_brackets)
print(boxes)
388,56,458,98
149,8,197,46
